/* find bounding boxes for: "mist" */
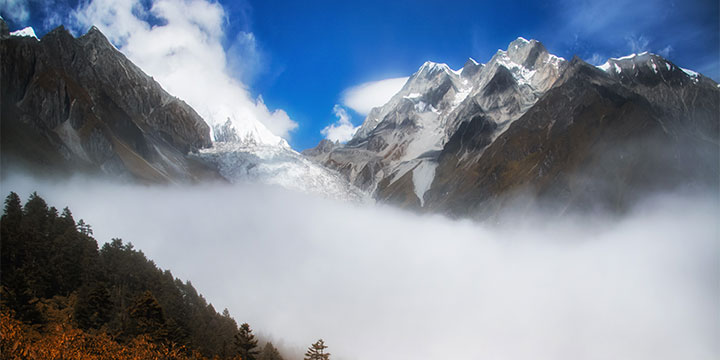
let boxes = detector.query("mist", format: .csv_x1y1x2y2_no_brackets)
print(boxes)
1,174,718,360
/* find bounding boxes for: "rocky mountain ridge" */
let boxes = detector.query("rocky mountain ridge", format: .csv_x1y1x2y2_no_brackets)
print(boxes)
1,21,364,201
3,21,716,214
305,37,720,216
1,20,216,182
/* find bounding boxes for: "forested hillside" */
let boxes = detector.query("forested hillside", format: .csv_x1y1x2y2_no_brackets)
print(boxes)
0,192,286,360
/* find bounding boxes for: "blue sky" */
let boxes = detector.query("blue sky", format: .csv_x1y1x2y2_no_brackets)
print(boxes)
2,0,718,150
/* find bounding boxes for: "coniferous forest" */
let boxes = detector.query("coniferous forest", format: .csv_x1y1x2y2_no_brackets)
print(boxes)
0,191,297,360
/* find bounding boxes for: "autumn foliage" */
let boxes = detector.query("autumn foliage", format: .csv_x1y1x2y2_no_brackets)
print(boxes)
0,192,260,359
0,307,223,360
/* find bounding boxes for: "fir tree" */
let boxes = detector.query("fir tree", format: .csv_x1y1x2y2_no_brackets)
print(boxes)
75,285,113,330
22,191,49,234
128,291,169,343
0,192,257,358
77,219,93,235
259,341,284,360
2,192,22,230
1,192,23,287
304,339,330,360
235,323,259,360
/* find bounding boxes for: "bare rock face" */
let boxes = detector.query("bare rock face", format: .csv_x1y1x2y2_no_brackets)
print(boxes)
301,139,339,157
305,38,568,207
427,57,719,217
305,38,719,217
1,20,217,182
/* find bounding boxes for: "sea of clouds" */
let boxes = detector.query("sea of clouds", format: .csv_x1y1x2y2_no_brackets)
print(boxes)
2,174,717,360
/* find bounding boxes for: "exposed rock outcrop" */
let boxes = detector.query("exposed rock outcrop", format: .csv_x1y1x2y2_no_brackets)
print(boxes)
305,38,720,217
1,20,217,182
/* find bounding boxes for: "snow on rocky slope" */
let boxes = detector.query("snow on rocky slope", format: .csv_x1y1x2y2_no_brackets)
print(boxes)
2,22,365,201
305,37,567,204
304,37,718,214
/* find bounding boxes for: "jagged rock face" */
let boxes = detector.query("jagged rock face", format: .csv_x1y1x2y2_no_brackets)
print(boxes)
305,38,719,217
305,37,567,205
1,21,216,182
300,139,338,157
427,58,719,217
598,52,719,137
1,20,364,199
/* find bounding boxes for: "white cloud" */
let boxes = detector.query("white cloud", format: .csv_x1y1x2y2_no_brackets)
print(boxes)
557,0,666,40
3,174,718,360
342,76,408,115
71,0,298,143
227,31,265,85
658,45,673,58
320,105,358,143
627,34,650,53
0,0,30,23
587,53,605,65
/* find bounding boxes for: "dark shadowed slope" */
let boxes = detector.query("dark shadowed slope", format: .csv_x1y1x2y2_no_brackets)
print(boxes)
0,20,220,183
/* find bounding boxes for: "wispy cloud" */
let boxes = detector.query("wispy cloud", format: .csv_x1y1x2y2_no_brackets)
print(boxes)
226,30,265,86
548,0,717,79
0,0,30,23
587,53,605,66
658,45,673,58
341,76,408,115
70,0,297,142
321,105,358,143
626,34,650,53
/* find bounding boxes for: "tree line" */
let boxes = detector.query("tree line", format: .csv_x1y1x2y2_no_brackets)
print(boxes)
0,191,330,360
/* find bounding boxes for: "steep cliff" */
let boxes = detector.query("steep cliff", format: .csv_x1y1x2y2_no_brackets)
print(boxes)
305,38,719,217
1,20,218,183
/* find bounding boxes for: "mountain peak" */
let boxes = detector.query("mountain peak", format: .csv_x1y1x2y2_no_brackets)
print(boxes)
0,17,8,38
79,25,116,50
505,37,548,69
417,61,454,76
461,57,482,78
9,26,38,39
595,51,702,82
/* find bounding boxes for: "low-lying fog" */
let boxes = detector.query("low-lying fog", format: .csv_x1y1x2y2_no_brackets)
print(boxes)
2,174,718,360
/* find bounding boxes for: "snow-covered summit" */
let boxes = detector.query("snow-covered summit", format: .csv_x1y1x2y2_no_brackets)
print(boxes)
485,37,565,89
305,37,569,206
416,61,455,76
353,37,566,146
304,36,719,213
596,51,706,84
10,26,38,39
598,52,662,73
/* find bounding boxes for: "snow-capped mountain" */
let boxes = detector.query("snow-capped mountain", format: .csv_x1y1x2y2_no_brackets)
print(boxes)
1,21,217,183
305,37,719,216
305,38,568,202
199,120,365,201
9,26,37,39
0,20,364,201
3,19,716,214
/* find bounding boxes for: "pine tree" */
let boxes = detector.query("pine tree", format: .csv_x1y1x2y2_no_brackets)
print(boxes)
304,339,330,360
22,192,49,233
77,219,93,235
127,291,169,343
259,341,284,360
2,192,23,230
235,323,259,360
1,192,23,284
59,207,75,230
75,284,113,330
